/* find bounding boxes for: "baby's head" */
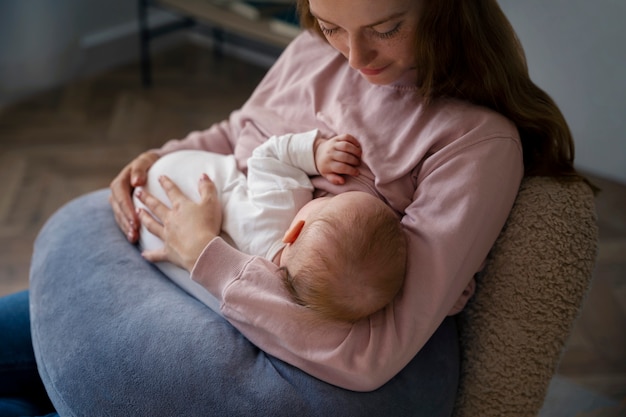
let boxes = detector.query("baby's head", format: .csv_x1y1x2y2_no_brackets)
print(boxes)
279,191,407,322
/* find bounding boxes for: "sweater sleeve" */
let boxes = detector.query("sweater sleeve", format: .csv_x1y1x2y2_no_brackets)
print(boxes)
190,134,523,391
154,116,242,157
248,129,320,183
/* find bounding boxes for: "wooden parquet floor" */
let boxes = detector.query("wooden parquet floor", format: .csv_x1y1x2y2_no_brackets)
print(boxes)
1,41,624,413
0,43,267,295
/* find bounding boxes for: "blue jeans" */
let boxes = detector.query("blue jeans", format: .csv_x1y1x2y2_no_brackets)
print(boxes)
0,290,58,417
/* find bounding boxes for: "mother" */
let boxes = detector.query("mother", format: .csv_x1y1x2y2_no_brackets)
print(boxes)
1,0,583,415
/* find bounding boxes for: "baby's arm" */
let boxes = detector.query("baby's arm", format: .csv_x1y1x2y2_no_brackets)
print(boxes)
314,134,362,185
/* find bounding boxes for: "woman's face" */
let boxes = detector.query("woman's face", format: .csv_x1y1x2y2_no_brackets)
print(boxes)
308,0,421,85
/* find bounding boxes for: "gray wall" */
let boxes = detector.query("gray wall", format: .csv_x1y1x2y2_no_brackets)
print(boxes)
499,0,626,183
0,0,134,100
1,0,624,183
0,0,175,105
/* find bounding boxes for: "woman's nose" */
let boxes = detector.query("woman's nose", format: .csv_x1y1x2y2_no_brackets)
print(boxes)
347,35,375,69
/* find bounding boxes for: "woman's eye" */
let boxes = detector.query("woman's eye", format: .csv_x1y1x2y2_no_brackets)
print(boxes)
318,22,339,36
317,20,402,39
372,23,401,39
321,27,339,36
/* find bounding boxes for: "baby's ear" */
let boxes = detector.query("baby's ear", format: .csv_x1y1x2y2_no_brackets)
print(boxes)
282,220,305,244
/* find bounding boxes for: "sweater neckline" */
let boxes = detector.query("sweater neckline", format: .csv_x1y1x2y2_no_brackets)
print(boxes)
388,83,420,92
383,69,420,92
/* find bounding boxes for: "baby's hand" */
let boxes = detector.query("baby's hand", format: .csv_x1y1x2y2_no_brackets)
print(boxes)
314,134,362,185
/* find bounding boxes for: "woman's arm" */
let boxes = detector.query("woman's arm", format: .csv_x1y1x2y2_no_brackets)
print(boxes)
190,136,523,391
155,119,239,157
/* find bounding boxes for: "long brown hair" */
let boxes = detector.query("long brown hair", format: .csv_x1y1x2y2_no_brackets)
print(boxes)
296,0,584,180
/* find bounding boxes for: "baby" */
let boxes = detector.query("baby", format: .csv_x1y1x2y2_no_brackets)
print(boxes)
135,130,406,322
276,190,406,322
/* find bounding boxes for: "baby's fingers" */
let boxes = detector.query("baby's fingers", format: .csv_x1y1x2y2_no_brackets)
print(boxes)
333,151,361,168
324,172,347,185
328,159,360,177
336,135,362,157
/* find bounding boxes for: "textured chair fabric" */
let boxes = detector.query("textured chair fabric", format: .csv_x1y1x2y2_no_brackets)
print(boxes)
29,189,459,417
453,177,599,417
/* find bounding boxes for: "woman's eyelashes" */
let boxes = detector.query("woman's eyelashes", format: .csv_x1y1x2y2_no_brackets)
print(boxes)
319,24,339,36
318,21,403,40
373,23,402,39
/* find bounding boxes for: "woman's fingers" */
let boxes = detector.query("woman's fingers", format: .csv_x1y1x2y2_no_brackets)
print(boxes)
130,152,160,187
134,174,221,271
197,174,222,235
158,175,188,206
135,186,169,224
141,246,168,263
109,169,140,242
198,174,218,204
136,206,164,240
108,193,137,242
109,151,160,242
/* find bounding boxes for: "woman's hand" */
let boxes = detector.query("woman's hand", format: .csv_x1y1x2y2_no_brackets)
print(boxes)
314,134,362,185
109,151,160,242
135,174,222,272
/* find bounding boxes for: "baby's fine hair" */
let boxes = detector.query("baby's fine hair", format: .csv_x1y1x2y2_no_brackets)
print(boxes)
282,199,407,322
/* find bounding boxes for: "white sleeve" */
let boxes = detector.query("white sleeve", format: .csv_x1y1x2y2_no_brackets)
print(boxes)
221,129,319,260
248,129,320,187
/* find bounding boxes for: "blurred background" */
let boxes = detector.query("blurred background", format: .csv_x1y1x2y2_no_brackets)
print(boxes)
0,0,624,415
1,0,624,182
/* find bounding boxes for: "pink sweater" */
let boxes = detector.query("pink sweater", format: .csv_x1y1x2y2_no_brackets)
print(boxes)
157,31,524,391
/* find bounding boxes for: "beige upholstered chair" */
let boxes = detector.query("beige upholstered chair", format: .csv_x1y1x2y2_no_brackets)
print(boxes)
453,177,599,417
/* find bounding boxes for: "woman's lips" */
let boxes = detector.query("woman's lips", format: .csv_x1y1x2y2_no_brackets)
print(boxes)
359,65,389,76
